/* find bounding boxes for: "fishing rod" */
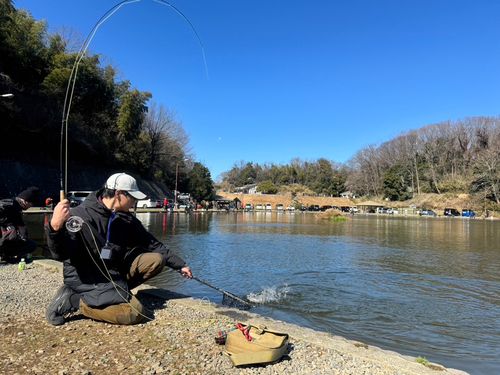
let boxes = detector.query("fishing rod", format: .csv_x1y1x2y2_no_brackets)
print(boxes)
56,0,252,319
59,0,208,201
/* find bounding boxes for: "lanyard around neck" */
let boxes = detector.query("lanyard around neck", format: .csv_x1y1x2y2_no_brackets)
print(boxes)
106,212,116,244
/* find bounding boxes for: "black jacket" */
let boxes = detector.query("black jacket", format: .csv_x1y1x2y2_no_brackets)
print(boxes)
46,190,186,307
0,198,28,247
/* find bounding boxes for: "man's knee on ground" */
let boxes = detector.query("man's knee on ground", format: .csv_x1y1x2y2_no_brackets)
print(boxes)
115,307,148,325
80,297,148,325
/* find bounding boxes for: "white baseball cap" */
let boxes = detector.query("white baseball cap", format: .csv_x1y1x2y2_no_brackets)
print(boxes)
105,173,147,200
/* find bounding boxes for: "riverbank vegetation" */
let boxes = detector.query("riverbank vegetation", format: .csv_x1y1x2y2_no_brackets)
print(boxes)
0,0,214,202
220,117,499,211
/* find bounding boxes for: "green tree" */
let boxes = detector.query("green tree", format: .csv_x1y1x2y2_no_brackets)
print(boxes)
239,162,257,185
330,169,347,197
2,9,49,87
116,89,151,140
0,1,16,76
115,89,152,170
0,1,198,194
220,161,255,190
187,162,214,201
383,165,412,201
311,158,334,195
41,53,120,162
257,180,278,194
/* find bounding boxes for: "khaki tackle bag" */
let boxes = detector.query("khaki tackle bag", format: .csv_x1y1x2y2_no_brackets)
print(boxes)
224,323,289,366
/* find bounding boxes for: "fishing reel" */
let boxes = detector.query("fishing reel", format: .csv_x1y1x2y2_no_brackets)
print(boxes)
65,216,84,233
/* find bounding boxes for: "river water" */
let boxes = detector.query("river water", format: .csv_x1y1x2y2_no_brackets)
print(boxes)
26,212,499,374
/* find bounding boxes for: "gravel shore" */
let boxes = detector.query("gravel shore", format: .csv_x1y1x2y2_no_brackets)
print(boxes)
0,261,468,375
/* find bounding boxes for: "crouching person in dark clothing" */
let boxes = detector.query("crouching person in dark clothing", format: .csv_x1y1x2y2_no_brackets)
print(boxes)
45,173,193,326
0,187,40,263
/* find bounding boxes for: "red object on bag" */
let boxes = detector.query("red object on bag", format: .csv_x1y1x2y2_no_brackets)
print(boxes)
236,323,252,342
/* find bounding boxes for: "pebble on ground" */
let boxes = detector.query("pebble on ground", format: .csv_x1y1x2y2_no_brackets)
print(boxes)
0,263,467,375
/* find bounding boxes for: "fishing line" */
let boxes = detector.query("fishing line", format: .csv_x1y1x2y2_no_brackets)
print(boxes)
60,0,209,199
59,0,209,321
79,220,156,322
73,216,250,323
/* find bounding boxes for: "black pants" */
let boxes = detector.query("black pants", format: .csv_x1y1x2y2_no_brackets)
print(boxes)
0,239,37,262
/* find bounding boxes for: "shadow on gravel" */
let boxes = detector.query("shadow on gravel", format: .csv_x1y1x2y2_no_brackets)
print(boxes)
65,313,89,324
231,343,295,369
135,288,190,301
135,289,191,318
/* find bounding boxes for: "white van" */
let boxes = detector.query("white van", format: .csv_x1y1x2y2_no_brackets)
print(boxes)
137,199,163,208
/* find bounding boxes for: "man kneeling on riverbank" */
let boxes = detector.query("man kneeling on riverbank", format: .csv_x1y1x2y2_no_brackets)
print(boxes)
45,173,192,326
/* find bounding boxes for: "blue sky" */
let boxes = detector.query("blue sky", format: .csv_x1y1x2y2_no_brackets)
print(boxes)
15,0,500,180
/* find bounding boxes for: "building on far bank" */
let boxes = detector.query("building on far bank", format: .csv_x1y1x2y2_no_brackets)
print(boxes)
357,200,384,213
340,191,356,199
234,184,258,194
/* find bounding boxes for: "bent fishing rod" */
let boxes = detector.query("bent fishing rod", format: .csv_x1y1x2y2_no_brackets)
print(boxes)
59,0,208,201
55,0,252,318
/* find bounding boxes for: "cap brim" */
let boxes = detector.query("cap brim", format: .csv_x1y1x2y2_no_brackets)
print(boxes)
128,190,147,200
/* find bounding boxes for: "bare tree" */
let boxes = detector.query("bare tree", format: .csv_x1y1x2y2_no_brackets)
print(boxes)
472,120,500,203
346,146,383,196
143,102,190,181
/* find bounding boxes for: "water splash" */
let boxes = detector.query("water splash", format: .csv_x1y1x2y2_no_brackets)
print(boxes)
246,284,290,304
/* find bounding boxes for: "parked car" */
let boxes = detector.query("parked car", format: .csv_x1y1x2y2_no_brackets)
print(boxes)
178,203,192,211
137,198,163,208
67,191,92,207
444,208,460,217
286,205,296,211
265,204,272,211
308,205,320,211
177,193,190,200
420,209,437,217
244,203,253,211
276,204,284,211
462,209,476,218
255,204,264,210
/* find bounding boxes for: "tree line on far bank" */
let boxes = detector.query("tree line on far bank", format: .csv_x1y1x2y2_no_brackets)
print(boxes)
220,117,499,206
0,0,214,202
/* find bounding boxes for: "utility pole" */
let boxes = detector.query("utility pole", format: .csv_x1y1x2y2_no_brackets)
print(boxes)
174,162,179,208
